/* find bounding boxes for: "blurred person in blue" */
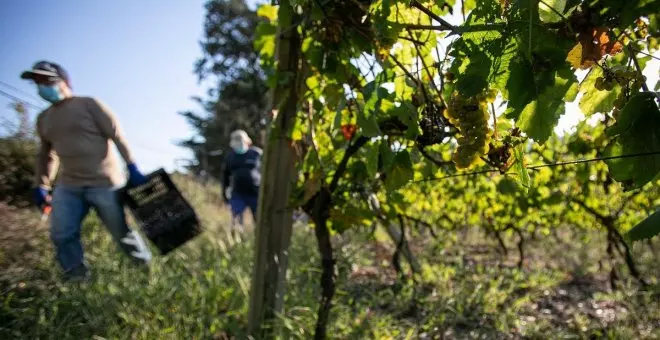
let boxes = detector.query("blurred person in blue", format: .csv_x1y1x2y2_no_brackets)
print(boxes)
222,130,262,233
21,61,152,281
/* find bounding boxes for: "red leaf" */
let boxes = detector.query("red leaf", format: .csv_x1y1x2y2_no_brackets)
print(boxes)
341,124,357,140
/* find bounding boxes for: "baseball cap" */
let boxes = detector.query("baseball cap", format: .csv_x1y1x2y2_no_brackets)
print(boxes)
20,61,70,86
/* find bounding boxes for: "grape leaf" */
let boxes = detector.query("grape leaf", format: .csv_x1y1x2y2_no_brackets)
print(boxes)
257,4,278,21
462,0,477,14
513,145,531,192
254,22,277,61
539,0,566,23
468,0,501,22
515,68,578,143
430,0,455,16
329,203,374,233
454,46,491,97
587,0,660,30
394,75,412,103
490,38,519,99
380,139,394,171
306,75,323,98
505,56,552,119
498,177,520,194
360,88,387,137
390,102,420,138
357,110,381,138
578,67,621,115
385,150,413,192
625,210,660,242
366,143,379,179
566,27,623,70
604,93,660,190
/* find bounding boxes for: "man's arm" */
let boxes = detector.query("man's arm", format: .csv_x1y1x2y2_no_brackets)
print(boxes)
34,118,59,189
86,98,136,165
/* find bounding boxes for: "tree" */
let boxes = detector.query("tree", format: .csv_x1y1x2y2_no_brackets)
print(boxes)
247,1,302,337
179,0,268,178
0,102,39,207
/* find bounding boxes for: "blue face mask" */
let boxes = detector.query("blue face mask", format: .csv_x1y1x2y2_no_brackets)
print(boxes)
235,145,248,154
231,139,249,154
38,84,64,103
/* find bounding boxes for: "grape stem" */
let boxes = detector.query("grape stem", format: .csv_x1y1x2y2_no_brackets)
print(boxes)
490,102,497,139
306,98,327,183
410,0,459,35
417,144,452,168
627,44,650,92
390,54,430,103
630,48,660,62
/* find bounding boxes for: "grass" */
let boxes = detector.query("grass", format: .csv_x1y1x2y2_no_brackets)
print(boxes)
2,175,660,339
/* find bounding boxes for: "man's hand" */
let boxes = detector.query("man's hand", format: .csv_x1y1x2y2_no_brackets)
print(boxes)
127,163,148,187
33,186,50,207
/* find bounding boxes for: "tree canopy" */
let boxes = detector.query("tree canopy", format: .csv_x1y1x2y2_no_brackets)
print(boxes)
180,0,268,178
246,0,660,337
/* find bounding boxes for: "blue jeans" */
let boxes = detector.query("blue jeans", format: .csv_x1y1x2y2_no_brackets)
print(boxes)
229,192,258,227
50,185,152,276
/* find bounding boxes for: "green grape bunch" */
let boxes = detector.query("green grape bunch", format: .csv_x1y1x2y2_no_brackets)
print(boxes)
444,90,495,169
595,66,646,92
595,65,648,118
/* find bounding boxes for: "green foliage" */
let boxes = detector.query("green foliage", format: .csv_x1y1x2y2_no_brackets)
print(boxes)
539,0,567,23
513,145,531,192
3,198,660,339
247,0,660,228
626,210,660,242
604,93,660,190
0,136,38,207
384,150,413,192
506,58,578,143
453,47,491,97
579,67,621,116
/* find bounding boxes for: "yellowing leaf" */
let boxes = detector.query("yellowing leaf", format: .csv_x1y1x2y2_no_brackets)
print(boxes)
256,4,278,21
254,23,277,60
566,43,586,69
566,27,623,70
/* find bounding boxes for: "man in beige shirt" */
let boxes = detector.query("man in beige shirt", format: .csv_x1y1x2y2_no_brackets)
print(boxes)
21,61,152,280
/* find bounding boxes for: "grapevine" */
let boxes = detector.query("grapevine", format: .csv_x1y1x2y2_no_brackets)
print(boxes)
249,0,660,338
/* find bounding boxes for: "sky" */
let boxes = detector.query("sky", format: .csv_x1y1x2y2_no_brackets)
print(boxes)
0,1,219,173
0,1,657,174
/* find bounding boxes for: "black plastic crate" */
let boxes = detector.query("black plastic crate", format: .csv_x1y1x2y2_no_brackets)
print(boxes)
120,169,202,255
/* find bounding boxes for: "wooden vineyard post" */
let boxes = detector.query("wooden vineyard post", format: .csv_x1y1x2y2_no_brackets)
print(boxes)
247,2,301,338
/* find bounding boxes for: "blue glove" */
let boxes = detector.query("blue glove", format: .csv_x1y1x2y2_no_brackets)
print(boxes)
127,163,148,187
33,187,49,207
